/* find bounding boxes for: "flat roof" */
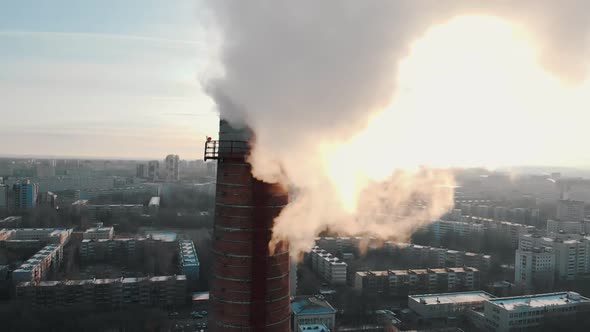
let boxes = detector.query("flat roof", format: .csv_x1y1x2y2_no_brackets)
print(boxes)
489,292,590,311
410,291,495,305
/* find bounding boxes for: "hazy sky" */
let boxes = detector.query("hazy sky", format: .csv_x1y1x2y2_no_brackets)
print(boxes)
0,0,218,160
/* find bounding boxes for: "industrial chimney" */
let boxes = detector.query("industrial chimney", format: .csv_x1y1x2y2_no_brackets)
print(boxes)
205,120,291,331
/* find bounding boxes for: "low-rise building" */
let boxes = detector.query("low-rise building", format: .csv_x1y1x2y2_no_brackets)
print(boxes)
87,204,144,221
12,244,64,282
409,291,495,319
0,228,72,249
83,225,114,240
16,275,187,310
292,295,337,332
354,267,480,297
471,291,590,332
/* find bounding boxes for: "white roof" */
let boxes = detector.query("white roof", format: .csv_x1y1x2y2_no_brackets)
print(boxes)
489,292,589,311
411,291,494,305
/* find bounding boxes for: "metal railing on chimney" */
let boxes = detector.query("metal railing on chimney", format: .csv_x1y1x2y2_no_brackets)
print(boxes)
204,140,250,161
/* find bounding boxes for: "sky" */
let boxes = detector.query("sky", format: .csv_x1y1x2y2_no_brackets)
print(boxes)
0,0,218,160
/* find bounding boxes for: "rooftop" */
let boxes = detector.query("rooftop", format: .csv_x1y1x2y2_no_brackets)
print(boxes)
489,292,589,311
299,323,330,332
146,231,177,242
410,291,495,306
292,296,337,316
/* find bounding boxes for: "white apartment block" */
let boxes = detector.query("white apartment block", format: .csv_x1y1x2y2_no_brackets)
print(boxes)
430,220,484,240
519,233,590,281
12,244,64,282
310,246,347,285
514,247,555,294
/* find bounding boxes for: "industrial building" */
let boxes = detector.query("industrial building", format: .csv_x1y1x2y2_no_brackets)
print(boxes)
207,121,290,331
409,291,495,319
16,275,187,310
310,246,348,285
354,267,480,297
291,295,337,332
179,240,200,282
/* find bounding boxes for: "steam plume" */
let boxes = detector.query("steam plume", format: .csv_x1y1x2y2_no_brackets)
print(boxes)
202,0,590,256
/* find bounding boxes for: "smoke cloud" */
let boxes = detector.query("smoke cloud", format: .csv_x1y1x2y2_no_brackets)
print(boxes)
202,0,590,256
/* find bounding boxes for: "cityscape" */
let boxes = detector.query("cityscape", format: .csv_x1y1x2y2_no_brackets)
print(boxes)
3,1,590,332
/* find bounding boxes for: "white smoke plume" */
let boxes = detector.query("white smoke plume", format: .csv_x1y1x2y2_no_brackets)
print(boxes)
202,0,590,256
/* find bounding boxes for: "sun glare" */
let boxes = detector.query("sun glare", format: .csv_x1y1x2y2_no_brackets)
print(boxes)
322,15,590,212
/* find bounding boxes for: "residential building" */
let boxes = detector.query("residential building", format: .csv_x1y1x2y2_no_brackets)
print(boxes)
493,206,509,221
136,163,148,178
165,154,180,182
547,219,584,234
384,243,492,272
409,291,495,319
472,292,590,332
514,247,555,294
37,192,58,209
12,180,38,210
83,225,114,240
148,196,160,215
147,160,159,181
179,240,199,282
12,244,64,282
557,199,585,222
0,184,8,213
310,246,347,285
291,295,337,332
519,233,590,281
354,267,480,297
16,275,187,310
87,204,144,221
430,220,484,241
0,228,72,248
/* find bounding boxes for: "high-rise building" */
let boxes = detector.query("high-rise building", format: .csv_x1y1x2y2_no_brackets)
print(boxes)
147,160,159,181
519,233,590,281
556,199,585,222
206,120,290,331
514,247,555,294
0,184,8,213
136,163,148,178
165,154,180,182
12,180,38,210
37,192,58,209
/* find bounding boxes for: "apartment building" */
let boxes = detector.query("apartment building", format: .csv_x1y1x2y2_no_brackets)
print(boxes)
16,275,187,310
179,240,199,282
514,247,555,294
384,243,492,272
310,246,347,285
519,233,590,281
12,244,64,282
354,267,480,297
